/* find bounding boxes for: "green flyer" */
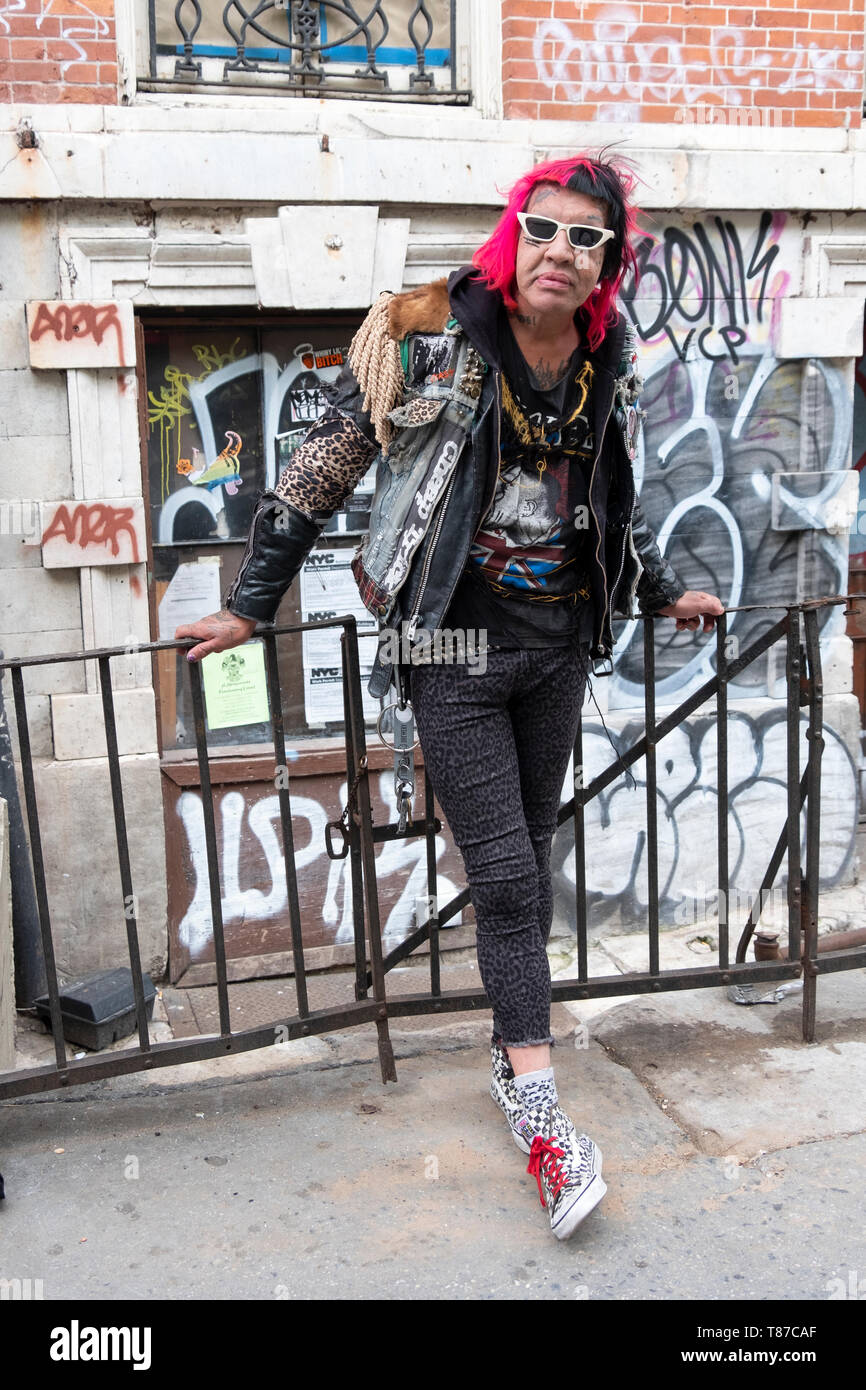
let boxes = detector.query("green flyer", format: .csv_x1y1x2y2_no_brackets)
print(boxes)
201,642,270,730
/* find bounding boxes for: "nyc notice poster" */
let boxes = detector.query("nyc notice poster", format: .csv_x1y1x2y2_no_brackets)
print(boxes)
299,548,379,725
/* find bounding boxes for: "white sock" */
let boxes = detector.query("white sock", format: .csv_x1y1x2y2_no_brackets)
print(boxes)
514,1066,557,1115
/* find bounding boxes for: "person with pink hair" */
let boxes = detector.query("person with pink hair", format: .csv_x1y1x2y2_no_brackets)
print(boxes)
178,154,722,1240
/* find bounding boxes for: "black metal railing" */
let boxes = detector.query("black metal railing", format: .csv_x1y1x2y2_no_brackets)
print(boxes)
143,0,470,103
0,599,863,1104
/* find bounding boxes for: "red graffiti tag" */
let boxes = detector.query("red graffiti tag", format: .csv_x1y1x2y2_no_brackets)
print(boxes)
42,503,141,564
30,302,125,358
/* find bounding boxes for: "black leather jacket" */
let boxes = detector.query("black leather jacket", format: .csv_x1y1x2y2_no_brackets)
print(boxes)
225,268,685,693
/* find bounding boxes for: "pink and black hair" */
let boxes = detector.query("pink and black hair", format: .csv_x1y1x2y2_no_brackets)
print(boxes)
472,155,641,352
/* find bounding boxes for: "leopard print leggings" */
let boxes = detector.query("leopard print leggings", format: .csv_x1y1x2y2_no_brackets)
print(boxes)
410,644,588,1049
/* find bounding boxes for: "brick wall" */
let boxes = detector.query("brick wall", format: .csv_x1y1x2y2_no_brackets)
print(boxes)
0,0,117,104
504,0,866,128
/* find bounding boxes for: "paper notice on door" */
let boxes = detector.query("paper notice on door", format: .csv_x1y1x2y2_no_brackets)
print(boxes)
299,548,379,725
201,641,270,730
157,559,222,641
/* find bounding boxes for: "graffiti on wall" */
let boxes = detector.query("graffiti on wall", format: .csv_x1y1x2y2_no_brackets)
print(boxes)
40,499,145,569
170,770,463,969
0,0,113,79
850,323,866,555
147,339,245,506
26,300,135,369
612,210,852,707
532,8,863,116
552,711,858,927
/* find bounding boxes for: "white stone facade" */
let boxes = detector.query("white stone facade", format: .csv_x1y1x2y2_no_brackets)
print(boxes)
1,45,865,971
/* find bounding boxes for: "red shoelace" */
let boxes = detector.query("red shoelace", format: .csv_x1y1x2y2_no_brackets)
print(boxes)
527,1133,568,1207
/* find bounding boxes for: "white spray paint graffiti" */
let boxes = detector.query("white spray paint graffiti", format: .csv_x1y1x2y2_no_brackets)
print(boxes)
554,712,858,926
324,772,461,945
176,773,460,958
533,8,862,113
611,210,852,707
0,0,114,72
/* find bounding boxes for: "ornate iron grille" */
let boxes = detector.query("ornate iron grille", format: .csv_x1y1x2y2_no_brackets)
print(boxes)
145,1,470,102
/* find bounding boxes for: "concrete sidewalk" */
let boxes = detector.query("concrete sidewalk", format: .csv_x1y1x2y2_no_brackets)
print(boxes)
2,963,866,1301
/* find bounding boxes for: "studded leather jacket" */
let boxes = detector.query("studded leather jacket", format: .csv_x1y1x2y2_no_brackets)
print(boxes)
225,268,686,696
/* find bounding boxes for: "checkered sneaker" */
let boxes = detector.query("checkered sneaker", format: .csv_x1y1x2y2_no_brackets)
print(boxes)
526,1105,606,1241
489,1037,533,1155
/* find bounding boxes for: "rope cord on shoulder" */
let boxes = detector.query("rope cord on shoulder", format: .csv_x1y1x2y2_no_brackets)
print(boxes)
348,293,404,452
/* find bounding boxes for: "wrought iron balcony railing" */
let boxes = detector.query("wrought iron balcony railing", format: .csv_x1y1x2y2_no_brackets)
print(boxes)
144,0,470,103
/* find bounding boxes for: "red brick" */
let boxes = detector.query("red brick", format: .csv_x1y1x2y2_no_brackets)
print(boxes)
674,44,712,63
536,100,600,120
9,37,44,60
836,13,866,29
642,5,671,20
60,39,117,62
504,1,553,16
503,78,548,101
753,9,799,24
98,63,117,84
533,19,597,41
9,80,63,101
63,62,98,83
639,103,685,122
682,26,716,44
796,108,847,126
754,85,807,105
805,88,837,107
502,57,543,79
796,28,854,48
58,83,117,104
503,99,539,119
1,59,60,81
808,10,839,27
44,40,86,63
7,15,62,38
502,17,541,40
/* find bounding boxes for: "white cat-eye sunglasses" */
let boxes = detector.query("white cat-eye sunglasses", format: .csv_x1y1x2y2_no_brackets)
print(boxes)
516,211,615,250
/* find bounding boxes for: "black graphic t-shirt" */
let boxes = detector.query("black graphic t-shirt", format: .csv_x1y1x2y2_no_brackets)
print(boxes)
446,316,596,648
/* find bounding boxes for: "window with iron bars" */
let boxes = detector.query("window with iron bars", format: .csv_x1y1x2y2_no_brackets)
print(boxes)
140,0,471,103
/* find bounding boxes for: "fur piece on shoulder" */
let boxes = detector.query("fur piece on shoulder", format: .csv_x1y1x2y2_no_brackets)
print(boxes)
387,278,451,340
347,279,453,450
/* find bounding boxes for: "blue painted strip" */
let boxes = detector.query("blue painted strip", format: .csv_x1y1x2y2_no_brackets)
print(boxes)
323,44,450,66
167,42,450,67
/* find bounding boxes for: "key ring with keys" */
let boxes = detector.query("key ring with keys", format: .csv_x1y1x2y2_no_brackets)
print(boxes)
376,700,421,751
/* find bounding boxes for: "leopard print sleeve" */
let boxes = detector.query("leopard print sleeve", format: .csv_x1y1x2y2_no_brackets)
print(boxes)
274,406,377,522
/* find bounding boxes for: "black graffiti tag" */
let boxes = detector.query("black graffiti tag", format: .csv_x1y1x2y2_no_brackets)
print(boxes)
620,212,781,365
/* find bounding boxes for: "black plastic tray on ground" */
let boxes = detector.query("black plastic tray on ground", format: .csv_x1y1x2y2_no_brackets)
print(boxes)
35,967,156,1051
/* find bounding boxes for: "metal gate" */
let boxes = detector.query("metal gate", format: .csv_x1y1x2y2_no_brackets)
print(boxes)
1,598,863,1102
